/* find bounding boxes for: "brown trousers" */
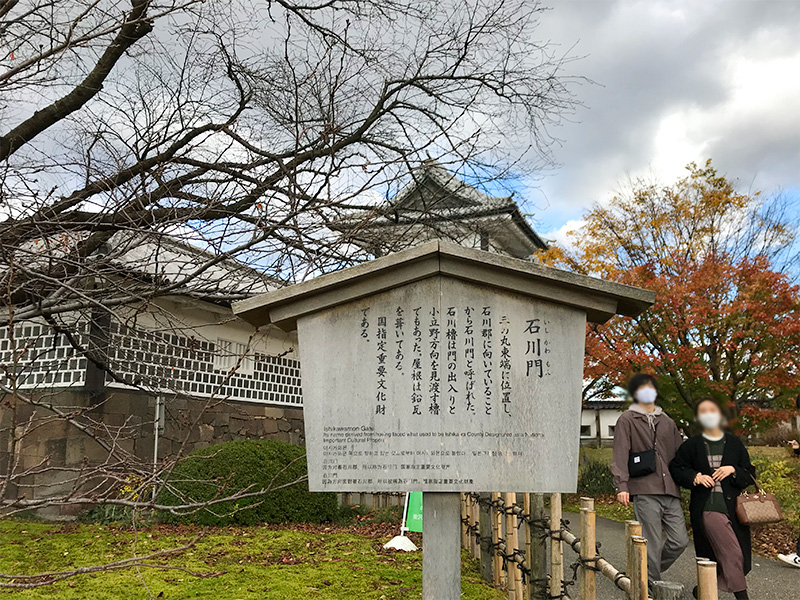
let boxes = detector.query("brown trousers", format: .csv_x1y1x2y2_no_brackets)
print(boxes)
702,511,747,593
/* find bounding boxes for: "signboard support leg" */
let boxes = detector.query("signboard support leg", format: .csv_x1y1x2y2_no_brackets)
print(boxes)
423,492,461,600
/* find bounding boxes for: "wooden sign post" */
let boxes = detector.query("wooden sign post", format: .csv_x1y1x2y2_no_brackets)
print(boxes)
234,241,654,600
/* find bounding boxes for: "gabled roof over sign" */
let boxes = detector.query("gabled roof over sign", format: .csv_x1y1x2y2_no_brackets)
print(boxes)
234,240,656,330
331,161,547,258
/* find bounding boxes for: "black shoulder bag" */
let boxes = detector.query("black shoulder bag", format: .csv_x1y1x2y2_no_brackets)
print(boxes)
628,420,658,478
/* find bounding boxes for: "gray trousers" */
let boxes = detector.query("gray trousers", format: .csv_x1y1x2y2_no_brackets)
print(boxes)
633,494,690,583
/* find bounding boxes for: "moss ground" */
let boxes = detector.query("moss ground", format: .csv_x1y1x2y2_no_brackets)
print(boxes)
0,521,503,600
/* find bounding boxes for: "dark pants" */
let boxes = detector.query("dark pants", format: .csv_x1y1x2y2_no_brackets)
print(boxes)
796,531,800,555
703,511,747,593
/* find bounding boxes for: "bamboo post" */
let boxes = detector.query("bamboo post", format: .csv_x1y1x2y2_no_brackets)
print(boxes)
523,494,532,600
580,496,595,510
652,581,686,599
479,493,494,583
625,521,643,600
549,493,564,600
527,493,547,600
471,496,480,559
461,494,469,548
631,536,649,600
579,504,597,600
696,560,718,600
505,492,523,600
492,492,505,587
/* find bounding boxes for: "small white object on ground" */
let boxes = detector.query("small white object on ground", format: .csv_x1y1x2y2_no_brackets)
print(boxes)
382,492,419,551
383,530,419,552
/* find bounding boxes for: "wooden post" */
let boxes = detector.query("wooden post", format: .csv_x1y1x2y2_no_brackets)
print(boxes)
549,493,564,600
472,496,481,559
696,560,718,600
492,492,505,587
527,493,547,600
523,494,532,600
579,505,597,600
652,581,686,599
505,492,523,600
631,535,648,600
625,521,643,600
595,409,602,448
580,496,595,511
461,494,469,548
479,493,494,583
422,492,461,600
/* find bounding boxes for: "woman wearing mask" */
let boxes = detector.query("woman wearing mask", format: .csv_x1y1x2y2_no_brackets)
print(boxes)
670,398,756,600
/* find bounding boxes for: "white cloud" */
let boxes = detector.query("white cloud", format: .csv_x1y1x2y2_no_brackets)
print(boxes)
524,0,800,231
542,219,586,249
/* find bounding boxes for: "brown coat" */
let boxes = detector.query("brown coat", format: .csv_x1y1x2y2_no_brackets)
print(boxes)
611,406,683,498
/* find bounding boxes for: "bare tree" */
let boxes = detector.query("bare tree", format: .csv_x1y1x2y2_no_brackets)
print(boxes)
0,0,579,589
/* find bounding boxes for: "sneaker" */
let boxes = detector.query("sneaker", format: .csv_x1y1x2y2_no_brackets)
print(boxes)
778,552,800,568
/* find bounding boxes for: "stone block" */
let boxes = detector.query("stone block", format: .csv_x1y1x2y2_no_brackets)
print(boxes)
277,420,292,432
283,408,304,421
262,407,285,419
198,423,215,442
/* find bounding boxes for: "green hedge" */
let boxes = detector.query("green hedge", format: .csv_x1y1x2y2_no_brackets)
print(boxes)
158,439,339,526
751,454,800,526
577,459,616,496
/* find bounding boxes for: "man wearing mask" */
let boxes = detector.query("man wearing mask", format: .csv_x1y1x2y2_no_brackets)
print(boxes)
611,373,689,586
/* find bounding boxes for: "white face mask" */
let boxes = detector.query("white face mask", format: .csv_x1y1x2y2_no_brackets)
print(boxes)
634,387,657,404
698,412,722,430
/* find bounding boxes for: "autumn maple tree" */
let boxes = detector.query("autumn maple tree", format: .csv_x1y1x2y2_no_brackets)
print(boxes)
540,161,800,431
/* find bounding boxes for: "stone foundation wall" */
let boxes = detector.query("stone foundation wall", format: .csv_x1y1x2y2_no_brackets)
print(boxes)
0,387,306,519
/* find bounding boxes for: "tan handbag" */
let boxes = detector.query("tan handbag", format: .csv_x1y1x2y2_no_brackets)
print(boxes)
735,474,783,526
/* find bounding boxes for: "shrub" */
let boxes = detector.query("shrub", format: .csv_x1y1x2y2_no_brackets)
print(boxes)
578,459,616,496
753,423,796,447
750,454,800,525
158,439,339,526
367,505,404,524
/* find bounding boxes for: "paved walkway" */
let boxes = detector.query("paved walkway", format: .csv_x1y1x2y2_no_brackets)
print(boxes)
561,512,799,599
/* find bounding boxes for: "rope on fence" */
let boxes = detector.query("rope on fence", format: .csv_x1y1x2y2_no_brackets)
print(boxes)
467,493,575,599
465,493,636,600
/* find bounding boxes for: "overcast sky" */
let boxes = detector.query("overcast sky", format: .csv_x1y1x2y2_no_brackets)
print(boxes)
521,0,800,244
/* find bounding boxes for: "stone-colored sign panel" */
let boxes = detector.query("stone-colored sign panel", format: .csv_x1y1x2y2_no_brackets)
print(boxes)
299,276,585,493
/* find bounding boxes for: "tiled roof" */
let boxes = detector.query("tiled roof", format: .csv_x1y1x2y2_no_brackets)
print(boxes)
332,160,547,250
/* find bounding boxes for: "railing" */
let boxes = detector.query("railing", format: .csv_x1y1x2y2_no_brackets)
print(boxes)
461,493,720,600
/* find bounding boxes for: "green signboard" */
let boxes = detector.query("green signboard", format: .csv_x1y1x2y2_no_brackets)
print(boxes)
406,492,423,533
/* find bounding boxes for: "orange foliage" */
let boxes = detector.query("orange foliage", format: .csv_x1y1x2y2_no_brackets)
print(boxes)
537,161,800,431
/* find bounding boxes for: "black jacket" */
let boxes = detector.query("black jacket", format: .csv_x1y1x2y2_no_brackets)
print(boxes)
669,433,756,574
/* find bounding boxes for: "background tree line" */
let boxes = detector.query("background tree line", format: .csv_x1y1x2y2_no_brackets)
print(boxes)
540,160,800,433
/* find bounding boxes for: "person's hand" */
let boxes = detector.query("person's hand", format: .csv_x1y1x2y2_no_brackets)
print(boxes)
694,472,715,488
789,440,799,451
617,491,630,507
712,465,736,482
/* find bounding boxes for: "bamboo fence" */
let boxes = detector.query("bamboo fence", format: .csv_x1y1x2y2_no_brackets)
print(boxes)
460,492,717,600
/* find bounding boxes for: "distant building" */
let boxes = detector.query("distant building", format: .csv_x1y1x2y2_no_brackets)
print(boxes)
331,160,547,259
580,398,627,447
